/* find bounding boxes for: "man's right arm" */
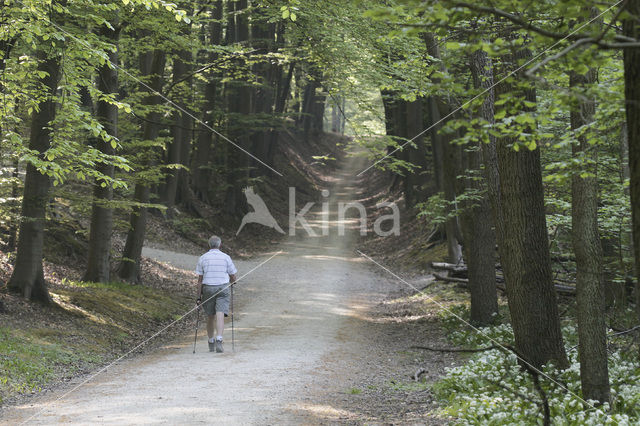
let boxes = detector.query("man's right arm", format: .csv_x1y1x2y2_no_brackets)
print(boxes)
227,256,238,285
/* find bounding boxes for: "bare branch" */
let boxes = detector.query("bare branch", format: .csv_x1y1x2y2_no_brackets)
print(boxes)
608,324,640,337
525,38,593,79
451,1,640,49
413,368,427,381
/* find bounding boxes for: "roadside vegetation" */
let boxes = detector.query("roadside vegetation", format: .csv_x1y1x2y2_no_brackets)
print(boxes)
432,304,640,424
2,0,640,422
0,253,192,405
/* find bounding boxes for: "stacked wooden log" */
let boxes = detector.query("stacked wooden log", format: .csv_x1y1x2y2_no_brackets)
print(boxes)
429,262,576,296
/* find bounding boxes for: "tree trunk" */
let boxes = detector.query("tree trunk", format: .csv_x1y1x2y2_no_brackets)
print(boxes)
275,61,295,115
174,4,195,210
381,90,398,138
468,50,505,251
162,66,183,211
7,158,19,251
313,91,326,134
402,99,417,208
569,68,610,403
381,89,402,192
622,0,640,325
390,97,408,191
176,106,193,207
83,21,119,283
163,4,194,213
331,97,341,133
403,98,430,208
266,60,295,164
223,0,250,216
301,77,319,137
495,49,568,369
191,0,223,203
250,15,277,174
117,50,166,283
604,122,630,319
8,40,63,302
460,49,499,326
441,127,463,264
424,33,463,264
340,97,346,134
3,32,18,251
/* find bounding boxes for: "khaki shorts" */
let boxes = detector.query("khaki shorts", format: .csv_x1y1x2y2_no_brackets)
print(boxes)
201,284,230,317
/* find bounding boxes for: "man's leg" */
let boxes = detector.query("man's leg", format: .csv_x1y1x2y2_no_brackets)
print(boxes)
214,311,225,353
215,311,224,339
207,315,215,340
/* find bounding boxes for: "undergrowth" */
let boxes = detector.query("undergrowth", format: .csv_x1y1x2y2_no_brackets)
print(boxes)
432,305,640,425
0,279,190,404
0,328,102,403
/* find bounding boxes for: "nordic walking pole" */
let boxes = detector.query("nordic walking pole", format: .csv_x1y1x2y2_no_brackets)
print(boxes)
193,304,200,354
231,282,235,352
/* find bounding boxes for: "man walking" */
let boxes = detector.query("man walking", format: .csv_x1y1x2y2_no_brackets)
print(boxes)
196,236,237,353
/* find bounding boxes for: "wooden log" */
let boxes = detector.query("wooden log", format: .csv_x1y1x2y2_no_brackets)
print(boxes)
433,272,468,284
430,262,467,272
430,262,468,278
433,273,576,296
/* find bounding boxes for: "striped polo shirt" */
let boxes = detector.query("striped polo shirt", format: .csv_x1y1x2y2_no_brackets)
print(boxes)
195,249,238,285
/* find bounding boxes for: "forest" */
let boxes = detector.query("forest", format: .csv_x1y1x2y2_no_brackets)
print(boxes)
1,0,640,424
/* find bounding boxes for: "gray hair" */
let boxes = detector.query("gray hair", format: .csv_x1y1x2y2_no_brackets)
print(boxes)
208,235,222,249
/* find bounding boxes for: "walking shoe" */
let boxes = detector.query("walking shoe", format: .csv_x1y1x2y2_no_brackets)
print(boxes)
208,340,215,352
215,339,224,353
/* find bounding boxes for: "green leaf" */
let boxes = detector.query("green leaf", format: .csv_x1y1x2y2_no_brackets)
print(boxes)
444,41,461,50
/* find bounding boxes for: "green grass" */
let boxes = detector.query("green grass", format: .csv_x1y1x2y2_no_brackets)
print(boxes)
0,328,102,402
0,280,190,404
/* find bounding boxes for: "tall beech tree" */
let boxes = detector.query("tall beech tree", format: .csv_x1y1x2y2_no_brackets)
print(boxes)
494,48,568,369
223,0,251,216
191,0,224,204
623,0,640,323
8,34,64,302
570,65,610,402
461,47,499,326
424,33,463,264
84,20,120,284
117,49,166,283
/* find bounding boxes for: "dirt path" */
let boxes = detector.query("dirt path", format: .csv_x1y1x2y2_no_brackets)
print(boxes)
3,150,452,425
